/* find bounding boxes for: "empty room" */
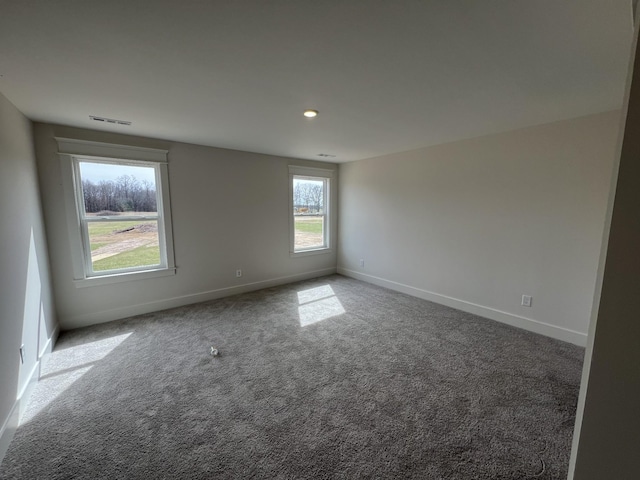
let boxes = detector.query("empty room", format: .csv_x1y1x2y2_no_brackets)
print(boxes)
1,1,639,479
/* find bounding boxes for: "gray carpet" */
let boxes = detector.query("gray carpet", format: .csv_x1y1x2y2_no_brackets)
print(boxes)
0,275,584,479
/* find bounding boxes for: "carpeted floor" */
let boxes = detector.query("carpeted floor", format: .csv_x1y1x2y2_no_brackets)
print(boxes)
0,275,584,479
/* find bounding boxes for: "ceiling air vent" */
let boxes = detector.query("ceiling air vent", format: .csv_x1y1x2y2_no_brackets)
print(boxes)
90,115,132,126
317,153,336,158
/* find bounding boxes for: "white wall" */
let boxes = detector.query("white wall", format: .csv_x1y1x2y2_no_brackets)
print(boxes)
33,123,338,330
338,111,620,344
0,93,57,461
569,13,640,478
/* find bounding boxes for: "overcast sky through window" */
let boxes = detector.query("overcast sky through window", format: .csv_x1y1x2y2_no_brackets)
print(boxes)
79,162,156,185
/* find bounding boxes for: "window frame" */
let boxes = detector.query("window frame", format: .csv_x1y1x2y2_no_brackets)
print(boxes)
288,165,334,257
73,156,168,277
57,138,176,287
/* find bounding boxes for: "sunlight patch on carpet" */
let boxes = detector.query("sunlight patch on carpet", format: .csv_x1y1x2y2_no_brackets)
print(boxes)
20,332,132,424
297,285,345,326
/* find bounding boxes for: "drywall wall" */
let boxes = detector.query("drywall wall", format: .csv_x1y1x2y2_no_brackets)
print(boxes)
33,124,338,330
338,111,620,345
569,14,640,478
0,93,57,461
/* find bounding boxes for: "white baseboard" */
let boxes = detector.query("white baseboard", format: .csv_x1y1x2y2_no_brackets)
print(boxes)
64,268,337,329
0,325,59,465
338,268,587,346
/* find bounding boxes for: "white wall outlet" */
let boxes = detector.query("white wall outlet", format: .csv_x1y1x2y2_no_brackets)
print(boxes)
359,259,364,267
236,269,242,278
521,295,532,307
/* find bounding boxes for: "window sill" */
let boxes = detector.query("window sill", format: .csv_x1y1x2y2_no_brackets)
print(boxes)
290,248,332,258
74,267,176,288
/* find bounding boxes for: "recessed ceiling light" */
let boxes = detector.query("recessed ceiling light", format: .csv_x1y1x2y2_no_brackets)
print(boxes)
303,109,318,118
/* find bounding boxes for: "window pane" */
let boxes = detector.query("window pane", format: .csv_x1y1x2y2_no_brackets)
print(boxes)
79,161,157,215
293,178,324,213
88,220,160,272
293,177,326,251
294,216,324,250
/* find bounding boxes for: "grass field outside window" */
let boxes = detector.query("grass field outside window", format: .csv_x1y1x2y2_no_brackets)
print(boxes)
294,216,324,249
87,220,160,272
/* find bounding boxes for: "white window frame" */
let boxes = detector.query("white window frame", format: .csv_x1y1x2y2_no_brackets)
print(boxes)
57,138,176,287
289,165,333,257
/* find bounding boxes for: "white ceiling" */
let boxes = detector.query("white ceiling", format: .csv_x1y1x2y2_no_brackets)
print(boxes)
0,1,634,162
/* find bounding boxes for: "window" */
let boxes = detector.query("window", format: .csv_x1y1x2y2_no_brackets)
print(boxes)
289,165,333,256
57,138,175,286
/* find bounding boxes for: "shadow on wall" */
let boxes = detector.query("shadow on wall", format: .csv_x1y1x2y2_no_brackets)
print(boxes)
5,227,35,408
4,224,55,419
18,229,52,401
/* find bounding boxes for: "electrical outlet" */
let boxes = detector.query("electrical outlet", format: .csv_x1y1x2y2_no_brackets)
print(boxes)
19,345,25,364
236,269,242,278
521,295,532,307
359,259,364,267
